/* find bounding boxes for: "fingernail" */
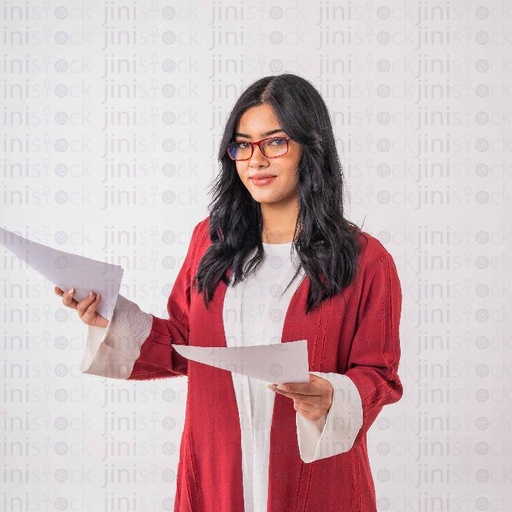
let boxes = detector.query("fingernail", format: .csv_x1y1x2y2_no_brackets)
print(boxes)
89,291,94,298
267,384,277,390
70,288,75,295
276,384,288,391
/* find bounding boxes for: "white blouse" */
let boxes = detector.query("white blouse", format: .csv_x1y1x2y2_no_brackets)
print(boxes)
223,242,305,512
81,243,363,512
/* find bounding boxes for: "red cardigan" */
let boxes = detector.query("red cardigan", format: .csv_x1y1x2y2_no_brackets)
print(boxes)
128,218,403,512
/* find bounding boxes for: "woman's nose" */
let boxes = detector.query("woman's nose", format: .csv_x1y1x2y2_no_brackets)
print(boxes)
249,144,269,167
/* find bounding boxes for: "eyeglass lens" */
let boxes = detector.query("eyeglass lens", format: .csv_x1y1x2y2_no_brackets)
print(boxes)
228,137,288,161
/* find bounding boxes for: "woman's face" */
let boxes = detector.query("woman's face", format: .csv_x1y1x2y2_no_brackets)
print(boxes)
234,103,302,210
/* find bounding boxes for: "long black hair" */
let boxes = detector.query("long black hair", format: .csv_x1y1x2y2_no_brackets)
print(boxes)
195,74,361,312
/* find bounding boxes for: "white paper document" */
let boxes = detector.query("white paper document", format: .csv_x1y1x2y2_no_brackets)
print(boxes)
172,340,310,384
0,226,123,321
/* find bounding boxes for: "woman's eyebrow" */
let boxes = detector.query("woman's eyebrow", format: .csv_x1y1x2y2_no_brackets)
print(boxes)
234,128,285,139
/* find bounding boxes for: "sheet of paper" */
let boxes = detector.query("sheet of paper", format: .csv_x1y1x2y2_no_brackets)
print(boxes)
0,226,123,321
172,340,310,384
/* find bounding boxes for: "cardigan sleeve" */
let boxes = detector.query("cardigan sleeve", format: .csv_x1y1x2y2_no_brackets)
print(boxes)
296,248,402,462
344,249,403,444
295,372,363,462
80,295,153,379
80,221,205,380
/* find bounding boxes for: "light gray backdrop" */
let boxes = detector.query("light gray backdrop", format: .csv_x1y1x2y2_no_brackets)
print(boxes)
1,1,511,511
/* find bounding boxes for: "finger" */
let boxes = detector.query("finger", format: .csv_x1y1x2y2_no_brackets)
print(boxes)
267,384,312,398
84,292,101,315
275,383,322,397
76,291,99,317
268,382,333,412
81,295,108,326
294,397,314,410
54,286,64,296
80,294,107,326
294,402,323,422
293,400,323,422
274,374,322,395
293,399,316,414
61,288,78,309
269,387,319,407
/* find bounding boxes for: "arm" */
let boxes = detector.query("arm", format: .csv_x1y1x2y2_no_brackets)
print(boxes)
295,372,363,463
80,295,154,379
273,250,402,462
127,241,192,380
79,222,206,380
343,250,403,444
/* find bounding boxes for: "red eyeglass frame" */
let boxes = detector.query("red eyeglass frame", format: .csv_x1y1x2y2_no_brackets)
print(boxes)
227,136,291,161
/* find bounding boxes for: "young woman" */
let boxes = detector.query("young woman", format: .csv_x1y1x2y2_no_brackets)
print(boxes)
56,74,402,512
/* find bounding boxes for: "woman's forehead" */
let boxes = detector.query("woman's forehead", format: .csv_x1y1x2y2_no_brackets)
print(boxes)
235,104,283,138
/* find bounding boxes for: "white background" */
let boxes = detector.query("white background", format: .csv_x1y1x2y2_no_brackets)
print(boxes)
1,1,511,511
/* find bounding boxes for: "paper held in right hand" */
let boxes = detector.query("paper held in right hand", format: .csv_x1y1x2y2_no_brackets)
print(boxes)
0,226,123,321
172,340,310,384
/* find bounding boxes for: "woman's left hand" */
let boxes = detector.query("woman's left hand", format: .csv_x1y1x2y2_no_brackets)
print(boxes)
268,374,333,422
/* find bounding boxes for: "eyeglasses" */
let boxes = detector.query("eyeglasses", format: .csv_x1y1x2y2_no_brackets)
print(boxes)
227,137,291,161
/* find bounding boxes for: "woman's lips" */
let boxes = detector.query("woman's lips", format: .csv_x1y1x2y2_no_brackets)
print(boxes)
250,174,276,186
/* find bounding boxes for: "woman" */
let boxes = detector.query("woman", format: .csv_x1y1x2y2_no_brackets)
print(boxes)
56,74,402,512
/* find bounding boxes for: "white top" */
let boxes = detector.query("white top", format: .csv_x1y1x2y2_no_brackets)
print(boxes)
80,243,363,512
223,242,305,512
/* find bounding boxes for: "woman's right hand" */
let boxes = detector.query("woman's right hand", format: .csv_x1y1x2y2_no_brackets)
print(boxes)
54,287,109,328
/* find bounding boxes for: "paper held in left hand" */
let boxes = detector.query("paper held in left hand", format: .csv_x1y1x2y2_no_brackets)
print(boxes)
0,226,123,321
172,340,310,384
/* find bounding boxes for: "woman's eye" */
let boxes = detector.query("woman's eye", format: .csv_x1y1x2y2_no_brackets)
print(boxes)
235,141,249,149
269,137,286,146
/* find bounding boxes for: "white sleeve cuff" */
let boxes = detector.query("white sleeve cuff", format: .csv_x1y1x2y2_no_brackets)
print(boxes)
296,371,363,463
80,295,153,379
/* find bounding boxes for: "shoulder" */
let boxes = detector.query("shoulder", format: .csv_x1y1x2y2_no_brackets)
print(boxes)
184,217,212,267
357,231,389,260
191,217,211,243
356,231,398,276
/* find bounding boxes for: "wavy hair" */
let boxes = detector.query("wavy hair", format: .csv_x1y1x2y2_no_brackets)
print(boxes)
195,74,361,312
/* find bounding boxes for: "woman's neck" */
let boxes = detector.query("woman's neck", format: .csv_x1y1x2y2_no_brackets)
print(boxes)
261,203,298,244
